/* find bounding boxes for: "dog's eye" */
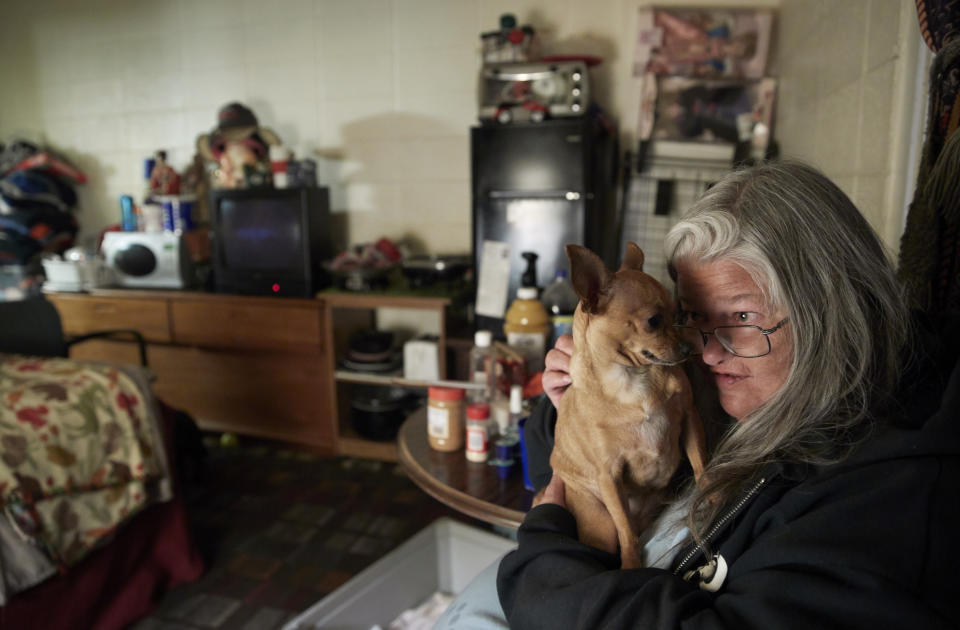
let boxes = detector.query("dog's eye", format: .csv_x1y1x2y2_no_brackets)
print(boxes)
647,314,663,330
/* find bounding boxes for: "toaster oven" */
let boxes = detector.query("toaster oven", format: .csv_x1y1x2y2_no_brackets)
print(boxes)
478,60,590,124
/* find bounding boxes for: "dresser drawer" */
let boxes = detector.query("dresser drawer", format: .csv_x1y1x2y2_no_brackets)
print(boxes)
48,295,172,342
170,299,323,351
147,344,334,449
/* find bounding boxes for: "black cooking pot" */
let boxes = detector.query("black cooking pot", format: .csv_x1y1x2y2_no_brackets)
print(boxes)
349,385,420,441
401,255,471,289
347,329,395,362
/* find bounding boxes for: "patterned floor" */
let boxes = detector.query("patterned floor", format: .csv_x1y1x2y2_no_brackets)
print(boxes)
131,437,482,630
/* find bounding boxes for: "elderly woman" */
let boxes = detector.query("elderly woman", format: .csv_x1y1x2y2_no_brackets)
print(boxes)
436,160,959,629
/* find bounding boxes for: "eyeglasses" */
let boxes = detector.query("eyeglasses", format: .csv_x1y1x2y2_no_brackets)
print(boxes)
673,318,789,358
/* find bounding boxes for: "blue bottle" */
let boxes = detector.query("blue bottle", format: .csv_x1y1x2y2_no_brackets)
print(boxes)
120,195,137,231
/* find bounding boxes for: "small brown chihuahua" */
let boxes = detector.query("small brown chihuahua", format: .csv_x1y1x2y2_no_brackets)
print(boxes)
549,242,707,569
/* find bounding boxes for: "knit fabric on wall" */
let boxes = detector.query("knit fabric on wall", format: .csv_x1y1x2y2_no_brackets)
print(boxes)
915,0,960,53
620,163,728,288
898,21,960,328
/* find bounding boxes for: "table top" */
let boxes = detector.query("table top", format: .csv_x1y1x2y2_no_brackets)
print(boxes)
397,407,534,529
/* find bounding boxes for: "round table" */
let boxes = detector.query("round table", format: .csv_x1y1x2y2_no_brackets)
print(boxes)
397,407,534,529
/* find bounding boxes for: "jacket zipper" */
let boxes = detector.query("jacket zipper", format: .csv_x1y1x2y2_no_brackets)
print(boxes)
673,477,768,576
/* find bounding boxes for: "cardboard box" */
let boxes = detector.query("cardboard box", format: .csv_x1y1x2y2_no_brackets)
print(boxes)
284,518,515,630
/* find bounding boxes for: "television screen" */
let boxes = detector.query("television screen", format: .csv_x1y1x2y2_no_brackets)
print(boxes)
219,198,302,270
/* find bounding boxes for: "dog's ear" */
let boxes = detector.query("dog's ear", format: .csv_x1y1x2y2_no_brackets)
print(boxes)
566,244,612,314
619,242,645,272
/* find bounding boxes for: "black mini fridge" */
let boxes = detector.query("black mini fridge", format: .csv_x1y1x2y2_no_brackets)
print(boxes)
471,116,618,330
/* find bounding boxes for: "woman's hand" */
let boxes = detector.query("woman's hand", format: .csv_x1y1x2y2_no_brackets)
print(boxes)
543,334,573,408
533,473,566,508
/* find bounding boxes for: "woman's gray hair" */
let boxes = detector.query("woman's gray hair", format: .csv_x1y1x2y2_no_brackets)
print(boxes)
665,160,910,544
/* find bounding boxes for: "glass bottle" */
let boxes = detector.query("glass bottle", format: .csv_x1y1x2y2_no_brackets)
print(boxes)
541,269,578,348
468,330,494,404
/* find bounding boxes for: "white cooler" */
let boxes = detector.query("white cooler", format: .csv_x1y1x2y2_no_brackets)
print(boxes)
284,518,515,630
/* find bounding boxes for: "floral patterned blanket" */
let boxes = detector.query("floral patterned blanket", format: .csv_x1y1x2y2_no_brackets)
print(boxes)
0,355,171,569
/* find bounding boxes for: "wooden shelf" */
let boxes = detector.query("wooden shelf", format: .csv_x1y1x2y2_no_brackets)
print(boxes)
319,292,451,310
322,293,460,461
334,369,482,390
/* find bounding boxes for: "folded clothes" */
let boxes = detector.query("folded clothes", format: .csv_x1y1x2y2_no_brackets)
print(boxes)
383,591,455,630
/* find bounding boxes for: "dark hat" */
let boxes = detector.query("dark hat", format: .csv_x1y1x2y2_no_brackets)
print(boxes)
217,102,258,129
0,170,77,211
196,102,281,162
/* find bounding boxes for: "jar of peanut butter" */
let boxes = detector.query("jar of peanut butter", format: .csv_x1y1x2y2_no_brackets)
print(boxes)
427,386,465,451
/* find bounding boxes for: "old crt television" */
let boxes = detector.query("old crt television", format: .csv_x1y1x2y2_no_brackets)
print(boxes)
210,187,332,297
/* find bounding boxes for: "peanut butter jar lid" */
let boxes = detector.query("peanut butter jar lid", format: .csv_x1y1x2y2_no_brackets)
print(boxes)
428,386,465,401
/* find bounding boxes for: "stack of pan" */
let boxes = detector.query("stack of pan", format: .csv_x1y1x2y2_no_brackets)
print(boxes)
344,330,419,441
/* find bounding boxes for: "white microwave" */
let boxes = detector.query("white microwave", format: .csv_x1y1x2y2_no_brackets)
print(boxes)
101,232,193,289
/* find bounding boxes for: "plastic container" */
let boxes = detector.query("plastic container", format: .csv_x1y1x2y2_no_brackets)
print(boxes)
175,195,196,232
481,14,538,63
270,145,291,189
488,452,513,479
541,269,578,347
41,257,105,292
0,264,42,301
465,402,491,462
157,195,196,233
160,196,177,232
120,195,137,231
490,389,509,438
283,518,515,630
503,286,550,372
426,387,465,452
140,203,163,232
468,330,494,404
506,384,523,441
517,416,536,491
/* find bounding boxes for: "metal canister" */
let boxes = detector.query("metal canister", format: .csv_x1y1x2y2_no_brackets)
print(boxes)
176,195,196,232
157,195,196,233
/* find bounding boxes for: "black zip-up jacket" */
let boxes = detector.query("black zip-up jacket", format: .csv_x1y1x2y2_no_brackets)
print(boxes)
498,345,960,629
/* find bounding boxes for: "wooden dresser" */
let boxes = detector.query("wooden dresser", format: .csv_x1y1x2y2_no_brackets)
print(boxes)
46,289,335,451
45,289,461,461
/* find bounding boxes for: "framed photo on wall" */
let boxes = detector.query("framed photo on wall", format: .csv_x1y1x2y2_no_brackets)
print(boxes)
638,74,777,161
634,7,774,79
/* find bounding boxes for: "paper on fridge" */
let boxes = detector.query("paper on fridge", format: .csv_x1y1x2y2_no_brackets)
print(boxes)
475,240,511,319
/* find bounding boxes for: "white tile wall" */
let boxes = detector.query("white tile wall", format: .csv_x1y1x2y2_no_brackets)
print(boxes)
866,0,902,70
0,0,921,256
774,0,921,251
